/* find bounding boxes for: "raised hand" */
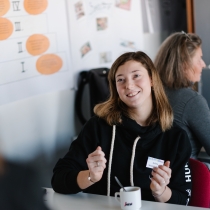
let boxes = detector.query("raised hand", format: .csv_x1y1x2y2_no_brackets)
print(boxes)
150,161,171,197
86,146,107,183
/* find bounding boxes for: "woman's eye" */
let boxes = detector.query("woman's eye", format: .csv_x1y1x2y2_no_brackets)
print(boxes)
134,74,140,78
117,78,123,82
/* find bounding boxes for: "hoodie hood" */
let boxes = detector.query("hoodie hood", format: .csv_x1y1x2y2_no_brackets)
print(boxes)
120,115,163,146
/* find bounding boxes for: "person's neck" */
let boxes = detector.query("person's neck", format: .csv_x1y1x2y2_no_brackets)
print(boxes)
128,106,152,127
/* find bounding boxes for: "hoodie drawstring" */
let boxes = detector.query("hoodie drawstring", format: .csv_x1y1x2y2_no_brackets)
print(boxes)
107,125,140,196
130,136,141,186
107,125,116,196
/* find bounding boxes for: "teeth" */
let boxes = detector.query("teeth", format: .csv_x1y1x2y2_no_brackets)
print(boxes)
128,92,137,96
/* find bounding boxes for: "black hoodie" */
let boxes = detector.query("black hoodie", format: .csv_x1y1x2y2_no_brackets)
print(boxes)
52,115,192,205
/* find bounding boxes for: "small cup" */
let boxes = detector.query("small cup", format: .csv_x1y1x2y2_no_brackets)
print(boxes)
115,186,141,210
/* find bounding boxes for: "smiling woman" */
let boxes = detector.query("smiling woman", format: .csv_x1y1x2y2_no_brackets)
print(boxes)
51,51,192,205
115,60,153,126
154,32,210,160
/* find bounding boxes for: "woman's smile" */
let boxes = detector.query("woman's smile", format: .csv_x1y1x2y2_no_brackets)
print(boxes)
126,91,140,97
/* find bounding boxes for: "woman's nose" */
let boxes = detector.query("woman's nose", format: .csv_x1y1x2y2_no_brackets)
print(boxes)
125,80,134,89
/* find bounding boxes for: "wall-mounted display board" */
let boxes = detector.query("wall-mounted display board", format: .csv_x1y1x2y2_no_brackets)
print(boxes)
0,0,73,105
0,0,144,105
66,0,143,81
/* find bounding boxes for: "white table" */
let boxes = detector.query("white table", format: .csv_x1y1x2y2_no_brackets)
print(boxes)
44,188,205,210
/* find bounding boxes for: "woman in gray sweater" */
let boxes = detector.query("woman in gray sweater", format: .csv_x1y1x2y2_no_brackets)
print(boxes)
154,31,210,160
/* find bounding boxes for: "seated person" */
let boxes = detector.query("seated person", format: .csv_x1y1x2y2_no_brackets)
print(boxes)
51,51,192,205
0,154,48,210
154,31,210,163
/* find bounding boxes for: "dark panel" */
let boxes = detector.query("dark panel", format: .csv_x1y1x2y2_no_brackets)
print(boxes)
194,0,210,66
200,68,210,107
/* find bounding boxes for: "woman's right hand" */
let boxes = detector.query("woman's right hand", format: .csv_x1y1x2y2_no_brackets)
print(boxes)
86,146,107,183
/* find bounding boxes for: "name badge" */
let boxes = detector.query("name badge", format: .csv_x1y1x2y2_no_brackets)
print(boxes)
146,156,164,169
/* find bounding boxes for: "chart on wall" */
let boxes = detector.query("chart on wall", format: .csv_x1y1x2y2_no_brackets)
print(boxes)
0,0,144,105
66,0,144,79
0,0,72,105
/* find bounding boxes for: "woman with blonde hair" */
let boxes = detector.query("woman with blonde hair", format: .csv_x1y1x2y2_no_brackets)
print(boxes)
154,32,210,160
52,51,192,205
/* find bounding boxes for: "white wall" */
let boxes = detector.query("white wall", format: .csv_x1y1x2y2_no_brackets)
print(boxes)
0,89,77,161
143,32,169,61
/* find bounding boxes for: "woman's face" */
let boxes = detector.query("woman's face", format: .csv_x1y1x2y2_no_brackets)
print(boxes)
115,60,153,112
187,47,206,82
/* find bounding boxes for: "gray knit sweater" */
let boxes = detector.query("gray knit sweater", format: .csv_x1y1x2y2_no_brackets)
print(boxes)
165,87,210,159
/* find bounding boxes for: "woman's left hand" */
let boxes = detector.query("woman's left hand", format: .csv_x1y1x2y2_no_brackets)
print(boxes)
150,161,171,196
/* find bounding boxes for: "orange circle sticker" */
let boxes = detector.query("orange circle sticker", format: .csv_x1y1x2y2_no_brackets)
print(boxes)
36,54,63,75
26,34,50,56
0,17,13,40
0,0,10,16
24,0,48,15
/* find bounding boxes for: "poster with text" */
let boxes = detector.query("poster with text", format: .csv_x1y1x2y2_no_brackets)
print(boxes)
0,0,73,105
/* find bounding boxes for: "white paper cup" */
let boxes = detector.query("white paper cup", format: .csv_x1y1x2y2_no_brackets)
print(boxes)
115,186,141,210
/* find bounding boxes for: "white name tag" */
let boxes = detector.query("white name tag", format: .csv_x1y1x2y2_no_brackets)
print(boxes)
146,156,164,169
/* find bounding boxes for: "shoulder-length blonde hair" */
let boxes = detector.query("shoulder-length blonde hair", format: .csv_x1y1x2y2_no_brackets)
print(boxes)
94,51,173,132
154,32,202,89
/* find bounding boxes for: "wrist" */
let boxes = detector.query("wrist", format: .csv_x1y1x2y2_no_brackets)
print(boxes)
88,171,96,184
152,186,167,198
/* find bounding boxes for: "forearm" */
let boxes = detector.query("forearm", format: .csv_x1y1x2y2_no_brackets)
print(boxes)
52,169,82,194
77,170,95,189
